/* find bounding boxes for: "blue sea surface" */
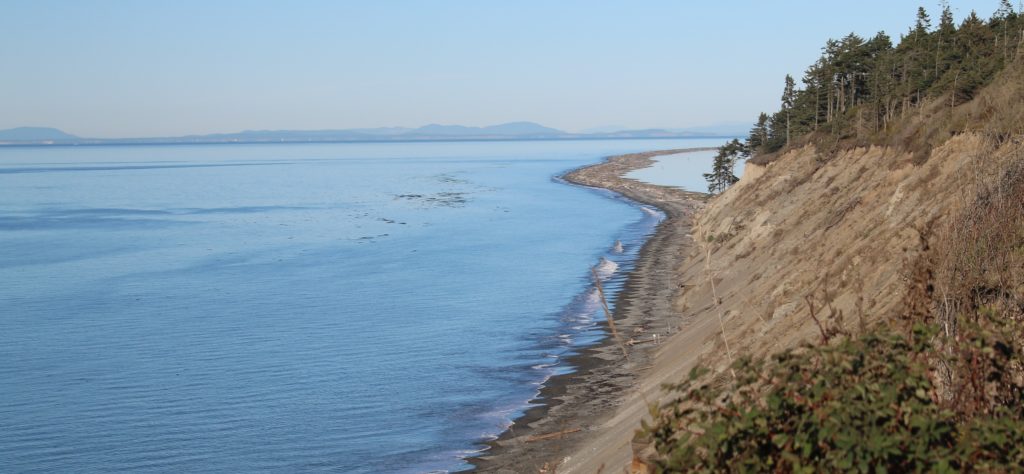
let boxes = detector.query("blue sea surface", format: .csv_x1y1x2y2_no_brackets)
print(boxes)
0,139,723,473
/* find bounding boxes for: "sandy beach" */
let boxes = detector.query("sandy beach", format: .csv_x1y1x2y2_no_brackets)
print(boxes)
472,148,714,472
473,135,1019,472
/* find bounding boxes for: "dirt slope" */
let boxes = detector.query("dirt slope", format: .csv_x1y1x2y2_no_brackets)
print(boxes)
552,131,1020,472
516,63,1024,472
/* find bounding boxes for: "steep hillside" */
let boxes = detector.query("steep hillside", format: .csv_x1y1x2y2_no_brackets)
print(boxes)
630,58,1024,471
680,60,1022,371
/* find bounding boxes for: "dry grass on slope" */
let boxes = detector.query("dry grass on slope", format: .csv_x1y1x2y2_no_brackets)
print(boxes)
635,133,1024,472
672,64,1020,371
632,70,1024,472
673,135,1022,378
625,51,1024,474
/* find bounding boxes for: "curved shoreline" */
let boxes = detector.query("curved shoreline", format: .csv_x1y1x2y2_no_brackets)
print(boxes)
471,148,712,472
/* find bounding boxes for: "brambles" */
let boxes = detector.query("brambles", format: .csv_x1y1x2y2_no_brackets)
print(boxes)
638,318,1024,472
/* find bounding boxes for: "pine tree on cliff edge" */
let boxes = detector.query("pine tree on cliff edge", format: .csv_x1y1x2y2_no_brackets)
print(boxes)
747,113,769,156
781,75,797,146
703,139,747,194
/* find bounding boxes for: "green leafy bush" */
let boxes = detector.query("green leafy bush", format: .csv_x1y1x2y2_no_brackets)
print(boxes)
638,320,1024,472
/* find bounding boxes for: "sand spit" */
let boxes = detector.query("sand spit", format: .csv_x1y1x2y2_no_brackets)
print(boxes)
471,148,711,472
475,129,1017,472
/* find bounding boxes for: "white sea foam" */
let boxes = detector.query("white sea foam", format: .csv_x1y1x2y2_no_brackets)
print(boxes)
594,257,618,279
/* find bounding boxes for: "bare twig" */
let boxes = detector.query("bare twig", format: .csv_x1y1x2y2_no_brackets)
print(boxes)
593,267,629,358
806,295,831,344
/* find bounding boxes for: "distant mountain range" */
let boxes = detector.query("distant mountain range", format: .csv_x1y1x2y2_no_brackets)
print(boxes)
0,127,80,141
0,122,741,146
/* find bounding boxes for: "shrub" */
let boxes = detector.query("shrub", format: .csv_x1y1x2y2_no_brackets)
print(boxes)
637,319,1024,472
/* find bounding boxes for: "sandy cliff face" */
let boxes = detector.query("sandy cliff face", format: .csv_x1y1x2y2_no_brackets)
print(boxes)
554,138,1018,473
534,65,1023,472
610,65,1024,469
544,134,1024,473
677,130,1022,373
681,60,1024,372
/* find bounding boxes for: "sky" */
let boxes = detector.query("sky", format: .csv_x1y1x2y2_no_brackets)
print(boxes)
0,0,1007,138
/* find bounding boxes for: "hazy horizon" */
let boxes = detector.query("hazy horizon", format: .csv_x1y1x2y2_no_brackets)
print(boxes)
0,120,753,140
0,0,1001,138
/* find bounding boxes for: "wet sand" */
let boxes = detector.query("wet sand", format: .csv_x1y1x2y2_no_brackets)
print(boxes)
471,148,713,472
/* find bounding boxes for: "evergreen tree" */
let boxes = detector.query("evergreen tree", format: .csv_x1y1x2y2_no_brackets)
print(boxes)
781,75,797,145
935,1,958,81
993,0,1018,60
994,0,1016,21
949,11,997,105
746,113,769,155
703,139,746,194
914,6,932,40
765,111,787,152
939,1,955,33
730,2,1018,161
802,61,826,131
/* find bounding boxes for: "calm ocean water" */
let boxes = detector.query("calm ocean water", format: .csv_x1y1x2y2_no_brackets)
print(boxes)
624,149,720,192
0,138,724,473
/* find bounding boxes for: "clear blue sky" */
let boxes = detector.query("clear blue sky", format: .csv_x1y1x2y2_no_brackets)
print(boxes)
0,1,1005,138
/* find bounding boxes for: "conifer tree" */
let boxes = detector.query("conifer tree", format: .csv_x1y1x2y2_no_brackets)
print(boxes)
765,112,787,152
939,1,955,33
732,2,1018,161
703,139,746,194
993,0,1018,60
935,1,957,79
746,113,769,155
915,7,932,40
781,75,797,146
994,0,1016,21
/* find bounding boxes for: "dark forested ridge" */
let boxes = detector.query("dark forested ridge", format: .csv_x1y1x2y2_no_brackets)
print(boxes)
705,1,1023,193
